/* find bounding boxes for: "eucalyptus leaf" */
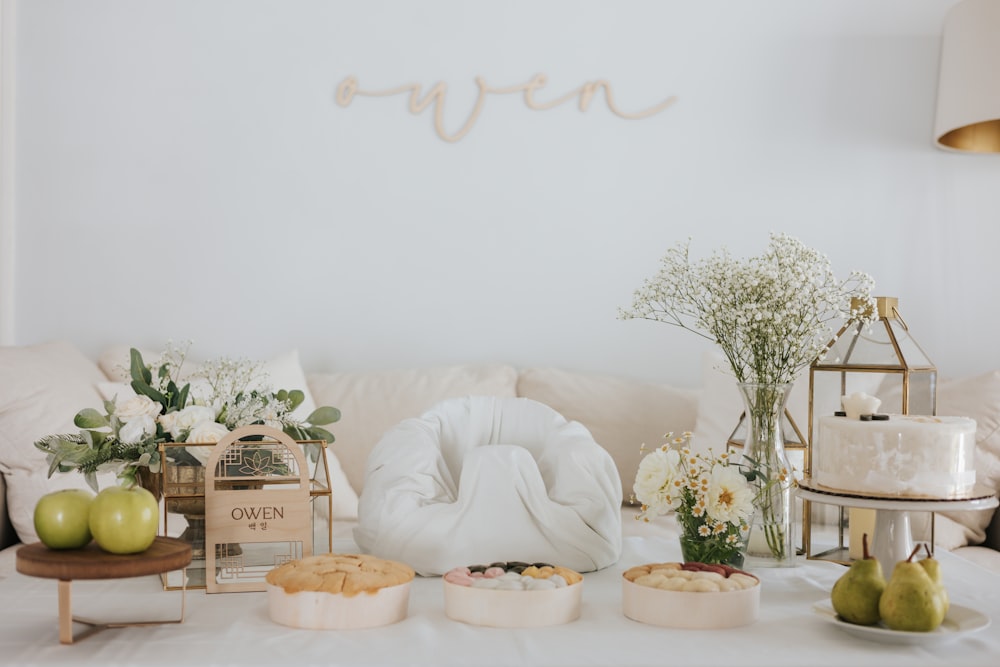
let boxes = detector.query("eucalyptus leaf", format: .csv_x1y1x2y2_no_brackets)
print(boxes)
177,383,190,409
307,426,336,445
130,348,152,385
305,406,341,426
287,390,305,411
46,453,65,478
83,471,100,493
131,378,167,406
282,424,307,441
74,408,108,429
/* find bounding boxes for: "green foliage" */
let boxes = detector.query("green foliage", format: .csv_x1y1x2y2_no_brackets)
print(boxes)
33,343,342,488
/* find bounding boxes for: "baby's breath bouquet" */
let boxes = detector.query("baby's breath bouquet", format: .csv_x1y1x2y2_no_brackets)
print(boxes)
621,232,876,565
618,232,875,385
35,342,341,492
633,433,754,566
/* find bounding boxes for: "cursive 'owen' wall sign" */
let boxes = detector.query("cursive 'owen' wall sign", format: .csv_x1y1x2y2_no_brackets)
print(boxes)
334,73,677,143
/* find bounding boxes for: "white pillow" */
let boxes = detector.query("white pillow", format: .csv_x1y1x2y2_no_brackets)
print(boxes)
354,396,622,575
516,367,700,504
307,364,519,495
97,345,359,520
896,370,1000,549
0,341,119,543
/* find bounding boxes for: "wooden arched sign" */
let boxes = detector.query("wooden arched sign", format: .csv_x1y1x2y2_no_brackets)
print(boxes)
204,425,312,593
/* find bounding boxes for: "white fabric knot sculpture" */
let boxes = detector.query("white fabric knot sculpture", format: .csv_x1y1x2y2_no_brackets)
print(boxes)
354,396,623,576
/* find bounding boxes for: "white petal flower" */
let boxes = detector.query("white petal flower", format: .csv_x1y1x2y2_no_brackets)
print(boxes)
116,395,162,422
705,464,754,525
182,422,231,466
160,405,217,440
633,448,682,516
119,414,156,444
186,421,230,444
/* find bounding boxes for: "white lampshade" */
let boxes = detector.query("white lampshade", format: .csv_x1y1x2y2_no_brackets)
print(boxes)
934,0,1000,153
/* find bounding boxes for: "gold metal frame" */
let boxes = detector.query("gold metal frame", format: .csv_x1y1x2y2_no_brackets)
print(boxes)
804,296,937,563
149,439,335,591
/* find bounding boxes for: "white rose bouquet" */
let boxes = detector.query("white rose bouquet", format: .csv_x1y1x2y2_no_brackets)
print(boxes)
35,342,341,491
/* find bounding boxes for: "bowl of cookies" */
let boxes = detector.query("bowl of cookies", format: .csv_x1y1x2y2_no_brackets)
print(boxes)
443,561,584,628
265,553,415,630
622,561,760,629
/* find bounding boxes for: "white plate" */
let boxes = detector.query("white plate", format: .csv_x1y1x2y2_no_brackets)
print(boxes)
813,601,990,645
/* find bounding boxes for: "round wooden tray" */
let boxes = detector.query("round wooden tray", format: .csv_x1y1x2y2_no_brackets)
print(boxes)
16,536,192,580
16,537,193,644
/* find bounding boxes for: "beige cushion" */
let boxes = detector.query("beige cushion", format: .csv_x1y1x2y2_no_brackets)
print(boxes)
950,545,1000,574
920,370,1000,548
308,365,519,495
516,367,699,503
98,345,359,520
0,341,118,543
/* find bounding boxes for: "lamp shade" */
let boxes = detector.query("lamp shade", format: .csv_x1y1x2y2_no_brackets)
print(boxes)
934,0,1000,152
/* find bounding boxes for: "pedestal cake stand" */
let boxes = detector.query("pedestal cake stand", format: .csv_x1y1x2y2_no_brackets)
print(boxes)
796,479,998,568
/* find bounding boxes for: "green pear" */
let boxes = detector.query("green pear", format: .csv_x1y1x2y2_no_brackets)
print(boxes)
918,543,949,616
879,545,947,632
831,533,885,625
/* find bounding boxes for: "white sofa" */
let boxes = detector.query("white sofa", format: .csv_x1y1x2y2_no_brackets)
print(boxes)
2,340,1000,573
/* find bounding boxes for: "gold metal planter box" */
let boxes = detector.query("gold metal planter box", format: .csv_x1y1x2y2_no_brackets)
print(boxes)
140,433,335,591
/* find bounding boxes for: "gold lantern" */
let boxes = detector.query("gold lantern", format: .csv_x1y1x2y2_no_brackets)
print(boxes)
803,296,937,562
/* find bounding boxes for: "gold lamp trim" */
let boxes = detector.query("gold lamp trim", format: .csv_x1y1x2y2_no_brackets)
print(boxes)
934,0,1000,153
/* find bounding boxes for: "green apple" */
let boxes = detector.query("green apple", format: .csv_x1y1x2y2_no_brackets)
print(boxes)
33,489,95,550
89,486,159,554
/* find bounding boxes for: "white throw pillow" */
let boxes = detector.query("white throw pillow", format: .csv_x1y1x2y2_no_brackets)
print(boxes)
516,367,700,504
97,345,359,520
896,370,1000,549
0,341,119,543
354,396,622,576
307,364,519,495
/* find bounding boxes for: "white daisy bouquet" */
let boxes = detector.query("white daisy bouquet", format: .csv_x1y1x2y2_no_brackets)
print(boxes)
633,433,755,565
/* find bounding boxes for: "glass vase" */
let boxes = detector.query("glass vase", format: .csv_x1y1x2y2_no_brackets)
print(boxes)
679,532,747,568
738,382,797,568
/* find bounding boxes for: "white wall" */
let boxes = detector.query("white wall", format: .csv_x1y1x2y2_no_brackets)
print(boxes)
4,0,998,388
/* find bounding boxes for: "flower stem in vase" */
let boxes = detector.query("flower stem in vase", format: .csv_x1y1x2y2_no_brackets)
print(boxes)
738,382,797,568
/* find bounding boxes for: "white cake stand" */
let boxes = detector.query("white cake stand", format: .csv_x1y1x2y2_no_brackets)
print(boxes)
796,479,998,568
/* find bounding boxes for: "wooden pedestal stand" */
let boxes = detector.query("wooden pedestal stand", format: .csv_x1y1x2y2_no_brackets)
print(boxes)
15,537,192,644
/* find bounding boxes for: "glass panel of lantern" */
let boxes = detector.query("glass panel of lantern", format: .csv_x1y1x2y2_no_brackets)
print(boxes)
804,296,937,563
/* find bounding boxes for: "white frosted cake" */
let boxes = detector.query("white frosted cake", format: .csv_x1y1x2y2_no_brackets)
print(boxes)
814,414,977,498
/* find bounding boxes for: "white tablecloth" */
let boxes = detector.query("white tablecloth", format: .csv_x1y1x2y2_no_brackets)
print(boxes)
1,516,998,667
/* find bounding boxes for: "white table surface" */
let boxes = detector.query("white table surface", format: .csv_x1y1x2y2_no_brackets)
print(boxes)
1,519,998,667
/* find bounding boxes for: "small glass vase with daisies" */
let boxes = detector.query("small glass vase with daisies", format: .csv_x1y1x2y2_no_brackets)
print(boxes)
632,432,755,567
